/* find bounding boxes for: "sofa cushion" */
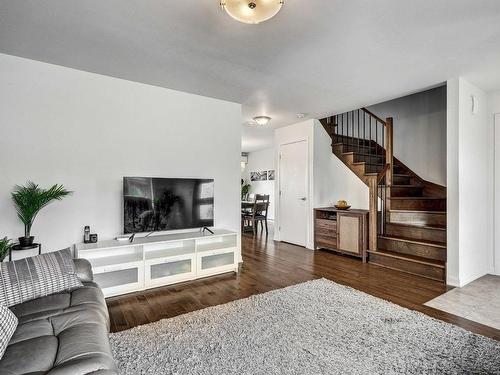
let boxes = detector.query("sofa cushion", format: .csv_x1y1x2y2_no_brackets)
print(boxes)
0,249,82,307
0,284,116,375
0,305,17,360
0,336,58,374
10,285,109,328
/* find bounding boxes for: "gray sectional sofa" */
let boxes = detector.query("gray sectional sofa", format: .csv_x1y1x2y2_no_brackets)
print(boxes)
0,259,117,375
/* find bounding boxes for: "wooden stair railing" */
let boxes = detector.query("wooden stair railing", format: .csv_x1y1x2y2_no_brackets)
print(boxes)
323,108,393,251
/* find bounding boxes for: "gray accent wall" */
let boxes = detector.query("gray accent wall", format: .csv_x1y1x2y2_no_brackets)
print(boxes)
367,86,447,186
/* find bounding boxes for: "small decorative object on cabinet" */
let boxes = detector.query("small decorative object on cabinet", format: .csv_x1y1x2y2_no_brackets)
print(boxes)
334,200,351,210
314,207,369,262
84,226,91,243
75,229,239,298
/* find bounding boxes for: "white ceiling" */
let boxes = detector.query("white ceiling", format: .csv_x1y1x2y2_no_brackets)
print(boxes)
1,1,500,152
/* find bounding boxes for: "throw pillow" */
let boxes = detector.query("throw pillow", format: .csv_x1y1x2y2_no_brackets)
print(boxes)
0,305,18,359
0,248,83,307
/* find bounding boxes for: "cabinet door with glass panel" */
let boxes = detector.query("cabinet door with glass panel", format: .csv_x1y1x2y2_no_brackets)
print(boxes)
196,248,236,277
143,240,197,288
93,261,144,298
196,234,237,277
85,245,144,298
144,253,196,288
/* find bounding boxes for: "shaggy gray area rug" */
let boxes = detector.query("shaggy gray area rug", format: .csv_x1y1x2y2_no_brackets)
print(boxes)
110,279,500,374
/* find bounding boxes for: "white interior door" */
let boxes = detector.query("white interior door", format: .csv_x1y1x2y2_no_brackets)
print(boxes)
279,140,308,246
495,114,500,275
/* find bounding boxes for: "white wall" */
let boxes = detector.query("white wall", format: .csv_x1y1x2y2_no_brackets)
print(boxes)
0,54,242,255
447,78,494,286
313,120,369,210
241,147,276,220
490,91,500,275
367,86,447,186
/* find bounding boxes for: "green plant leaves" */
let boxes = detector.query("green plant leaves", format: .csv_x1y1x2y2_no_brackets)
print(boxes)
11,181,72,237
0,237,12,260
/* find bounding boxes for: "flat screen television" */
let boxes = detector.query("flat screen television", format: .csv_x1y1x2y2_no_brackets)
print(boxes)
123,177,214,234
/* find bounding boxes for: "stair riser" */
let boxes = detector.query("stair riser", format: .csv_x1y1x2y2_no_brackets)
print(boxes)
369,252,446,282
340,145,377,154
378,238,446,261
388,211,446,226
390,199,446,211
364,164,406,174
332,136,373,147
385,224,446,243
353,154,384,164
389,186,424,197
393,175,411,185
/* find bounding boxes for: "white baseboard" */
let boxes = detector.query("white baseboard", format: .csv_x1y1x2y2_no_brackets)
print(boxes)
448,271,488,288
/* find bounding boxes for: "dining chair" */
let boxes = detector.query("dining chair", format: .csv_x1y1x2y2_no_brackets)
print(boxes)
242,194,270,235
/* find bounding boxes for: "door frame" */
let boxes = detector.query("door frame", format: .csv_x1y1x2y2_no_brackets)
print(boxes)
275,138,314,249
495,113,500,275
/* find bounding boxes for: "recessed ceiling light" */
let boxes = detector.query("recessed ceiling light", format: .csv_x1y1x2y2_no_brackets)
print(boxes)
220,0,284,25
253,116,272,126
296,113,307,119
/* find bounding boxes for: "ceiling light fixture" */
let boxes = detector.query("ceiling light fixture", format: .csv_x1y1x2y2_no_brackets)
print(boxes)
220,0,284,25
253,116,272,126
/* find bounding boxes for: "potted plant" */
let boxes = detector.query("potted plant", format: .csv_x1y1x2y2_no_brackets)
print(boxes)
0,237,12,262
241,180,251,200
11,181,72,247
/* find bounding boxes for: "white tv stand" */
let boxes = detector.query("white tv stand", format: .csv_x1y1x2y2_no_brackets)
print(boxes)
75,229,239,298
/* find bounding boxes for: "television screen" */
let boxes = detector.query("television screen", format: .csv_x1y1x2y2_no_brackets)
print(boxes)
123,177,214,234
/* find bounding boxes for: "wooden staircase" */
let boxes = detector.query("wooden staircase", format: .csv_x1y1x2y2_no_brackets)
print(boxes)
320,108,447,282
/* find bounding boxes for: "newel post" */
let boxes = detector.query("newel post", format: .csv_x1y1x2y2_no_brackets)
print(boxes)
368,176,378,251
385,117,393,187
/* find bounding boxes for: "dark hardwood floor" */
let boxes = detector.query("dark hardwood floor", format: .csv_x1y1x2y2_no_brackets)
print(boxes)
107,225,500,340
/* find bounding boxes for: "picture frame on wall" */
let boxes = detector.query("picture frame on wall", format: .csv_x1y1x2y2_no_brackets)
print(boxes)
250,171,267,181
268,170,275,180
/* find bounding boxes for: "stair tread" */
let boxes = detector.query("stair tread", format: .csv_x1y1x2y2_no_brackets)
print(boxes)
390,209,446,214
391,185,424,188
353,161,385,165
387,222,446,230
332,142,375,148
388,196,446,200
378,235,446,248
365,173,410,177
342,152,382,157
367,249,446,267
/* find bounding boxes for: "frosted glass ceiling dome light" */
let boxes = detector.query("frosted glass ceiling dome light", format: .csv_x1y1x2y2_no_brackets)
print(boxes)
220,0,284,25
253,116,272,126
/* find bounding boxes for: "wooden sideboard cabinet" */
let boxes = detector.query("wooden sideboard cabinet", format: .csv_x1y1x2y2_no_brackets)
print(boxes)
314,207,369,262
